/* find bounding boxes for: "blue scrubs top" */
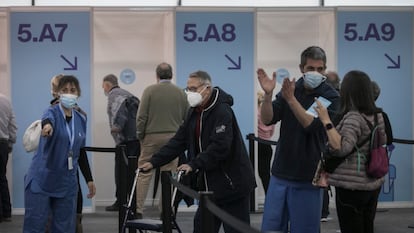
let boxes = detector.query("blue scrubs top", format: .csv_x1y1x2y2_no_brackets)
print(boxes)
25,104,87,198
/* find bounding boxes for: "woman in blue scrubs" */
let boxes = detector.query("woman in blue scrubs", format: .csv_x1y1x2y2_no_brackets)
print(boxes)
23,75,87,233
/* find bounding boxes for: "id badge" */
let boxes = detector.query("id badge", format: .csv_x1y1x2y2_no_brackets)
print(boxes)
68,151,73,170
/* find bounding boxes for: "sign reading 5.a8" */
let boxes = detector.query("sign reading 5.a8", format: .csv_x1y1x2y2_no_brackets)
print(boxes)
183,23,236,42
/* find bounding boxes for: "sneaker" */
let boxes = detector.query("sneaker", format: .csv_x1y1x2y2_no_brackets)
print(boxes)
105,202,119,211
320,217,332,222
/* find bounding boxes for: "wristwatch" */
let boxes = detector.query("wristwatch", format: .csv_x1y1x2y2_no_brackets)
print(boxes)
325,123,333,130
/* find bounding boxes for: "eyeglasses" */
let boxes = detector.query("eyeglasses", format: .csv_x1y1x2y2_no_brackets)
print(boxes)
185,84,206,92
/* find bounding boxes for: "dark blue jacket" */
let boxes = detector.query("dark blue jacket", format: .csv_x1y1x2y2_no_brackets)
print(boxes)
151,87,256,202
269,78,340,182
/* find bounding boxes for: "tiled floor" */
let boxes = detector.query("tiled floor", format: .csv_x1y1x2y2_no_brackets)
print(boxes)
2,206,414,233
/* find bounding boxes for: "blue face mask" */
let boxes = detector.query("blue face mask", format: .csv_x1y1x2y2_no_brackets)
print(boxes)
60,93,78,109
303,71,326,89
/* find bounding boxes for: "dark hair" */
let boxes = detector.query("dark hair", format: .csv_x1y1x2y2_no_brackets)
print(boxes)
103,74,119,86
300,46,327,68
156,62,173,80
371,81,381,101
339,70,380,115
58,75,81,96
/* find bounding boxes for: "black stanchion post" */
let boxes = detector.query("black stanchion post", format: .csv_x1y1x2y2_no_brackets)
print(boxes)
161,171,172,233
246,133,256,212
199,191,214,233
117,145,127,233
127,145,137,233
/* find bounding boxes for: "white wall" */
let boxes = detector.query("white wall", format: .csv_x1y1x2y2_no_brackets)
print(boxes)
92,9,175,205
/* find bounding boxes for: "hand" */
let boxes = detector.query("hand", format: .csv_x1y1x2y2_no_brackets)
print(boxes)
177,164,193,175
86,181,96,199
257,68,276,95
7,146,12,153
42,123,53,137
281,77,296,102
111,126,121,133
140,162,153,172
313,98,330,124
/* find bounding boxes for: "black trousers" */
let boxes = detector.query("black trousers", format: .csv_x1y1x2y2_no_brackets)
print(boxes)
0,141,11,219
258,142,272,193
335,186,381,233
321,188,330,218
193,194,250,233
115,140,140,201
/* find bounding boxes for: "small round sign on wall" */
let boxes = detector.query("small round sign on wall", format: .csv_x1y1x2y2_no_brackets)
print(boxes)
120,68,136,85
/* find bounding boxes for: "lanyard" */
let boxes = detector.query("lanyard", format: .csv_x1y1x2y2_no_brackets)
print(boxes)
59,104,75,151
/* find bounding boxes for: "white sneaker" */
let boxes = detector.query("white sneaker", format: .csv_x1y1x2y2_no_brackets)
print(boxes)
320,217,332,222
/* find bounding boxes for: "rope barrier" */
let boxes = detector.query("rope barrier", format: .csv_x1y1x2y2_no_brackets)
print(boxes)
393,138,414,145
167,173,261,233
203,198,261,233
169,175,200,200
83,146,117,152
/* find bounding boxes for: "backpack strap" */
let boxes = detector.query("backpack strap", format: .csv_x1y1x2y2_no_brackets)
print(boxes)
347,114,376,155
362,113,378,131
359,114,377,146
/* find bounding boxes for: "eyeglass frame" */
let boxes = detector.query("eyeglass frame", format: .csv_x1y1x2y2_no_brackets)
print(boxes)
185,83,209,93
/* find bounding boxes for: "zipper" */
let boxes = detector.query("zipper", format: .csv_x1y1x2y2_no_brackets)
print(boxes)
199,111,209,191
224,172,235,190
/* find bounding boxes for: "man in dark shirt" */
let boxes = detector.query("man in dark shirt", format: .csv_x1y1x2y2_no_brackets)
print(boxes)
258,46,340,233
140,71,256,233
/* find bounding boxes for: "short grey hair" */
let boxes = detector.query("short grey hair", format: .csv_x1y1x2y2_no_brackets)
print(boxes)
189,70,212,85
103,74,118,86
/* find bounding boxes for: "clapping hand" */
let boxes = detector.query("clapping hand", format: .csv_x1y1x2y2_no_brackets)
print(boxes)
257,68,276,95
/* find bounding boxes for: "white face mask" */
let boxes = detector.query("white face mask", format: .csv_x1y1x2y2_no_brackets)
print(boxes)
303,71,326,89
186,86,208,107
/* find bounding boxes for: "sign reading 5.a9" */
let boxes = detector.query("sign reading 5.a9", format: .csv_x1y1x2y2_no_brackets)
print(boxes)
343,23,395,42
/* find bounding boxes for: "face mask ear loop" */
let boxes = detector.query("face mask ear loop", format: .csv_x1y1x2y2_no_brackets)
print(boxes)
199,85,210,94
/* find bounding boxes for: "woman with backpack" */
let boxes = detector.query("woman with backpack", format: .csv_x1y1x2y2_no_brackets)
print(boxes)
314,70,387,233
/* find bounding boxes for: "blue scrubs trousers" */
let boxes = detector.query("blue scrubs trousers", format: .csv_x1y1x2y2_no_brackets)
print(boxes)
23,181,77,233
261,176,322,233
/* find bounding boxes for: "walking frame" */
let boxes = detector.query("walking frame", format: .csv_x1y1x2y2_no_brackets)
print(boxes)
121,169,184,233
